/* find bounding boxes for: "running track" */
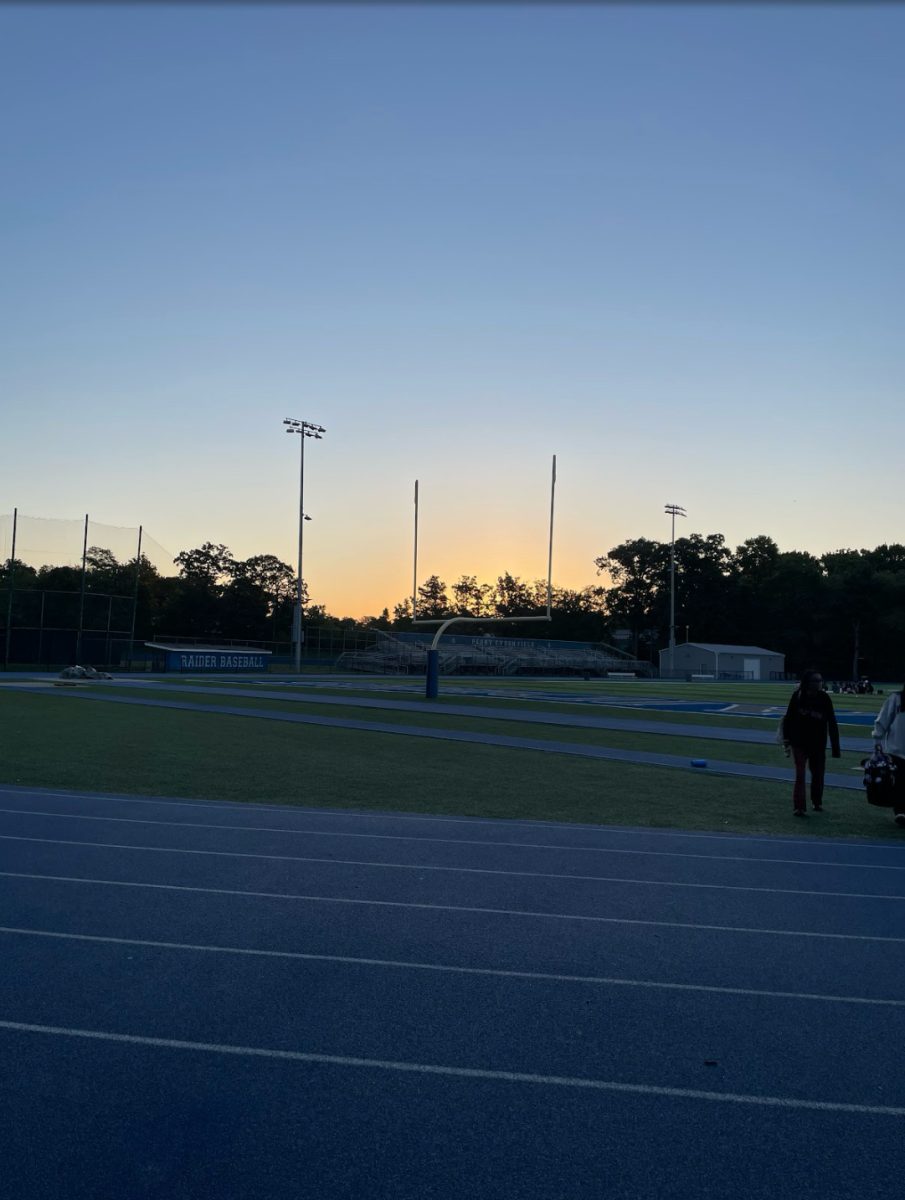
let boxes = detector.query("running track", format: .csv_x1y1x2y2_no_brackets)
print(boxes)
1,784,904,1198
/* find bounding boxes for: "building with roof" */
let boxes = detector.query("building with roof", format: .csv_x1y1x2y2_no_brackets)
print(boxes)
658,642,785,681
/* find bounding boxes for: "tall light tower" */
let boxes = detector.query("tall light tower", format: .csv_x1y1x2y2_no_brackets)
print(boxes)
284,418,326,673
664,503,686,677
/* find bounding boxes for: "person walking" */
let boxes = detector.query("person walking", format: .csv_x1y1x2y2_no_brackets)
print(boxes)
871,687,905,828
781,669,841,816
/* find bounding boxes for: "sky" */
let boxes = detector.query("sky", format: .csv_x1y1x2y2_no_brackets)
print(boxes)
2,3,904,618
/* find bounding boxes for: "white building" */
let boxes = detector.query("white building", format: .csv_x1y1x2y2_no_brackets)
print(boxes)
658,642,785,681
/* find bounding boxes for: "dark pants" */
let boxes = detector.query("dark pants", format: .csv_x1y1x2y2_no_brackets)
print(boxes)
792,746,826,812
891,756,905,817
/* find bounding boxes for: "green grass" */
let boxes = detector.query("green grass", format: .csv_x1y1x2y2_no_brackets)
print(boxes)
460,677,895,701
0,689,898,840
109,676,880,733
82,683,869,773
424,676,895,711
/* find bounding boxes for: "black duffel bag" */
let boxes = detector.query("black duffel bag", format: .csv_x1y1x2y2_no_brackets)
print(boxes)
862,750,897,807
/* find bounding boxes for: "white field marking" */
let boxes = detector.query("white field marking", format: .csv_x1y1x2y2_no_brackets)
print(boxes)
0,812,901,874
2,1020,904,1115
0,786,894,855
1,832,903,903
3,926,903,1008
3,870,905,943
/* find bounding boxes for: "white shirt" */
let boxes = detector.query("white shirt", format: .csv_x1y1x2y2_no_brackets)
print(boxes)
871,692,905,758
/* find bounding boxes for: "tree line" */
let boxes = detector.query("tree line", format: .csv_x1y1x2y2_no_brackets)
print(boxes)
596,534,905,679
4,532,905,677
2,543,306,646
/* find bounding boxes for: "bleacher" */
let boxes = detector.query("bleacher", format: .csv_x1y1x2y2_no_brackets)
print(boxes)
336,631,651,677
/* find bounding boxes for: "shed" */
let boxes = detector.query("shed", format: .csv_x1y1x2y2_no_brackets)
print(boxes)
659,642,784,681
145,643,272,673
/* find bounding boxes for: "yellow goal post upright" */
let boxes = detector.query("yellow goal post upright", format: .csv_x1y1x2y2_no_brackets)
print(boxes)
412,455,557,699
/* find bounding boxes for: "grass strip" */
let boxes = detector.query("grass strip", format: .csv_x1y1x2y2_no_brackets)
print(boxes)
75,685,870,773
167,677,885,727
0,691,895,840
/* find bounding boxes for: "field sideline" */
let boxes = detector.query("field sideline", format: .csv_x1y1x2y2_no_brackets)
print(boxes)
0,674,898,840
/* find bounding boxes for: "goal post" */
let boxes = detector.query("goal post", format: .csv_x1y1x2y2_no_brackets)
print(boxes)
411,456,557,698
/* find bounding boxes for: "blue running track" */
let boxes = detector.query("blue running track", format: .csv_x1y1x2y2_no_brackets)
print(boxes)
1,784,904,1199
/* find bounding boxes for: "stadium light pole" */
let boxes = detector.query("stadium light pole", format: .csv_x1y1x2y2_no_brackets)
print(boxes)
284,418,325,674
664,503,686,678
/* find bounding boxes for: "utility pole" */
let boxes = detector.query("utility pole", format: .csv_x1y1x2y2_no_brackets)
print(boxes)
283,419,325,673
664,503,686,677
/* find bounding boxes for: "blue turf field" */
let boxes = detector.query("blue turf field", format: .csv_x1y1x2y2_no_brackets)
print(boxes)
1,784,904,1199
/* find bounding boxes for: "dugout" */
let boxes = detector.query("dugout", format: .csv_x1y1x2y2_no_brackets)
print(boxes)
146,642,272,673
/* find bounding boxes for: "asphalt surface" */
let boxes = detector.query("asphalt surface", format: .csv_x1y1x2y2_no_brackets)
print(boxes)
1,784,904,1199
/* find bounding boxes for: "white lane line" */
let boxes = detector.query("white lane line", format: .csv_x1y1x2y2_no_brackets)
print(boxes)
0,787,894,854
1,833,902,902
3,926,902,1007
3,870,904,943
0,786,888,849
2,1019,903,1114
0,809,900,873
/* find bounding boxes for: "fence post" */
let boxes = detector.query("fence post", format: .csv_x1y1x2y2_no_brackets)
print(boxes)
129,525,143,672
75,513,88,664
106,594,113,667
37,591,45,668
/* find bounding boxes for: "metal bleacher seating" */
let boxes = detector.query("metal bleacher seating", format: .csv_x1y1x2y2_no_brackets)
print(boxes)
336,632,650,677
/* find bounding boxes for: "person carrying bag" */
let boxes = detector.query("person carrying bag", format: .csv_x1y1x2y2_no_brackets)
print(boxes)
871,687,905,828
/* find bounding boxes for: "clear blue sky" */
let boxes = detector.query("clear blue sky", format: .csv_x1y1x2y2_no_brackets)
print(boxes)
2,3,904,616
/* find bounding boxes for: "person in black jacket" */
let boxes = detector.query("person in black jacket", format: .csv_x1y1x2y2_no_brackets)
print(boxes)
781,669,841,816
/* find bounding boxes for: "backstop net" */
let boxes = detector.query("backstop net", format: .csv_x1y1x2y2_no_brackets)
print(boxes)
1,511,175,669
0,513,173,576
